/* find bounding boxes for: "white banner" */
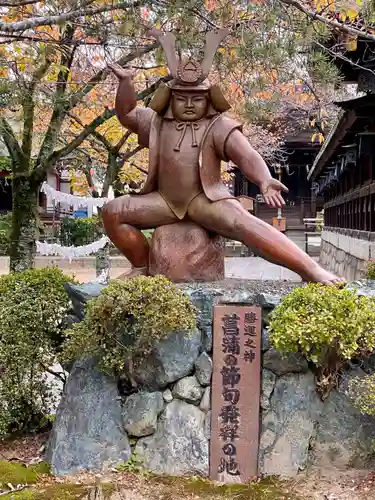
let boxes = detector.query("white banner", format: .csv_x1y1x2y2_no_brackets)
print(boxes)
40,182,109,210
36,236,110,262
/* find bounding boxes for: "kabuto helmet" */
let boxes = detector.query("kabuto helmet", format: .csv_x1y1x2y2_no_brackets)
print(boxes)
148,28,231,115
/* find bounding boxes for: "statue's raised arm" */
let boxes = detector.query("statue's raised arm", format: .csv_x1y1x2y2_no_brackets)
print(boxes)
109,63,154,147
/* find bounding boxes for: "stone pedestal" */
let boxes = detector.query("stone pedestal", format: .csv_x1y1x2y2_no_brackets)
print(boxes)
48,282,375,478
148,221,225,282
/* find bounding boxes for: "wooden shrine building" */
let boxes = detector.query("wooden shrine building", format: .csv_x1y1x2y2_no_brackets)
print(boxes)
233,132,322,230
308,94,375,280
307,24,375,280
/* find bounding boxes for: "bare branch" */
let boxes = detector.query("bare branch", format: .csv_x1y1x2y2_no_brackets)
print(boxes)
279,0,375,42
68,41,158,111
128,157,148,174
41,365,67,384
114,130,132,154
0,1,142,33
316,40,375,75
34,75,168,181
0,116,22,165
21,58,51,166
36,25,78,167
43,107,116,172
0,0,40,5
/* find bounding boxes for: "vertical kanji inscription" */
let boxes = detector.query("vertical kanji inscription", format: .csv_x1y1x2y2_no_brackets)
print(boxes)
210,305,261,483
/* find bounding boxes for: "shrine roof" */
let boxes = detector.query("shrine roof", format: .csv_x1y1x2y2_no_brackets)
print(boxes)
308,93,375,181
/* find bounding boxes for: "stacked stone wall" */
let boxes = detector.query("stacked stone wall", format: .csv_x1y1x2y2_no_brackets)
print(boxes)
320,228,375,281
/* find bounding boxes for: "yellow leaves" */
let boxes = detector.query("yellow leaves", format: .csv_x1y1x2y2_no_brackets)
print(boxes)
143,66,169,79
316,0,336,11
118,21,134,35
97,115,125,144
311,132,325,145
338,2,360,22
346,37,358,51
345,8,360,21
69,171,90,196
45,63,71,82
118,163,145,184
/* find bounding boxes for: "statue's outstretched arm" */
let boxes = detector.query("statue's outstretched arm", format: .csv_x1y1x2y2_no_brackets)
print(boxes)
225,129,289,208
109,63,141,134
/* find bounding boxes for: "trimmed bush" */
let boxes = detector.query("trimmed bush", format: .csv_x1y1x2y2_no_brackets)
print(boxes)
0,268,74,436
367,260,375,280
62,276,197,374
0,212,12,256
59,216,101,246
268,284,375,393
347,374,375,417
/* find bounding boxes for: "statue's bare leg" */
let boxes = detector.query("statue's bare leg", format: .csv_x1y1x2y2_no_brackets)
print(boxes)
102,192,178,276
188,194,343,285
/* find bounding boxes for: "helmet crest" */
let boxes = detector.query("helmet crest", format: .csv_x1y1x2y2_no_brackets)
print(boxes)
148,27,229,86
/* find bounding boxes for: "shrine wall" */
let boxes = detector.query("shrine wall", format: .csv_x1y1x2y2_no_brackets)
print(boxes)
319,228,375,281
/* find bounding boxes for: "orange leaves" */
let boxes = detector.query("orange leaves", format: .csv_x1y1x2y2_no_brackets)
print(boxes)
205,0,217,12
230,82,243,99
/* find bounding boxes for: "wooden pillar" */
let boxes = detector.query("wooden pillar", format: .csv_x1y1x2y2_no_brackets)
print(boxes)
300,199,305,223
310,194,317,218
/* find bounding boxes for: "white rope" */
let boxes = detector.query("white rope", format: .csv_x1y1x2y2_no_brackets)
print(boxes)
40,182,109,210
36,236,110,263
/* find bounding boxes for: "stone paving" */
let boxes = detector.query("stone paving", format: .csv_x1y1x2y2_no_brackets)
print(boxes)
0,231,320,283
0,255,304,282
225,257,301,281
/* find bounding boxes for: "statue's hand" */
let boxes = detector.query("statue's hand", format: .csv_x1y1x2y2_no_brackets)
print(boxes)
108,63,136,80
260,178,288,209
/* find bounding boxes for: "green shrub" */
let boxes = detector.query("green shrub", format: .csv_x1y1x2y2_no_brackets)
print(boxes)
0,268,74,437
59,216,101,246
268,284,375,378
315,210,324,233
367,260,375,280
62,276,197,374
0,212,12,256
142,229,154,241
347,373,375,416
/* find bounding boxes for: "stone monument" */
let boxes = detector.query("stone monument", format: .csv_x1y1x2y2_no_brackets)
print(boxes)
103,28,342,285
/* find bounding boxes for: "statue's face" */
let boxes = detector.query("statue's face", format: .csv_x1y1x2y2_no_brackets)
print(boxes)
171,91,209,122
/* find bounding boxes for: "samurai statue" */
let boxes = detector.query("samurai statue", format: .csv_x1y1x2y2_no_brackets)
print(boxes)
103,28,341,285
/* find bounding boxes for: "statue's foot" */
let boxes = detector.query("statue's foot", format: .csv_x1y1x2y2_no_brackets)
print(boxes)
116,266,148,280
304,264,345,286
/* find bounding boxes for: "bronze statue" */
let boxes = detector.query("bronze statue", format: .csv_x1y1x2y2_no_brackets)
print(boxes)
103,28,342,285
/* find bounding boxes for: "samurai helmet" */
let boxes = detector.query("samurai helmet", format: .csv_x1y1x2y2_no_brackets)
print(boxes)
147,28,231,115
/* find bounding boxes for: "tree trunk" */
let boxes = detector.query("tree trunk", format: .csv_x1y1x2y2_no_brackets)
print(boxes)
95,243,110,282
10,175,39,272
